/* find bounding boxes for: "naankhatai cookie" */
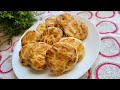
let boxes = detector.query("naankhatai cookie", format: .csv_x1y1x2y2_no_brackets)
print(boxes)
45,16,57,28
36,23,46,34
19,43,34,66
40,27,63,45
45,42,78,75
56,13,74,28
64,19,88,40
29,42,51,71
21,30,40,47
60,37,85,62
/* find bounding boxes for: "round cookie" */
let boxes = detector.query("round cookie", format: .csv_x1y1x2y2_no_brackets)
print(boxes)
64,19,88,40
59,37,85,62
19,43,34,66
29,42,51,71
45,42,78,75
21,30,40,47
45,16,57,28
36,23,46,34
40,27,63,45
56,13,74,28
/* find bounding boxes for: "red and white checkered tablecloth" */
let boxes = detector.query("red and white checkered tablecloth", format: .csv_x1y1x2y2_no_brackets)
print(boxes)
0,11,120,79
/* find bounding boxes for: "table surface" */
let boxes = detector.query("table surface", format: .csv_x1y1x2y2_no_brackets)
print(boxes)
0,11,120,79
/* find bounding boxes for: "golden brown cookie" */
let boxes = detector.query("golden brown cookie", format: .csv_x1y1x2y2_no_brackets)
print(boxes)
45,42,78,75
56,13,74,28
29,42,51,71
36,23,46,34
45,16,57,28
45,16,63,30
59,37,85,62
40,27,63,45
64,19,88,40
21,30,40,47
19,43,34,66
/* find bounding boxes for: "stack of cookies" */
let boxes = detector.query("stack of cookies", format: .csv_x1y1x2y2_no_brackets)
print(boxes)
19,13,88,75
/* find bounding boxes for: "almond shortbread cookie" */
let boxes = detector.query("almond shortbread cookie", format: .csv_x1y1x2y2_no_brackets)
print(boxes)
64,19,88,40
60,37,85,62
39,27,63,45
21,30,40,47
45,42,78,75
29,42,51,71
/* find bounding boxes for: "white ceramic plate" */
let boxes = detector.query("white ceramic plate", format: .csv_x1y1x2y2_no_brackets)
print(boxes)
12,13,101,79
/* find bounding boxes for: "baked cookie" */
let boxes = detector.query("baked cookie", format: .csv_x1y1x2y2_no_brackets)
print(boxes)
45,16,63,30
21,30,40,47
29,42,51,71
40,27,63,45
45,42,78,75
45,16,57,28
36,23,46,34
64,19,88,40
56,13,74,28
59,37,85,62
19,43,34,66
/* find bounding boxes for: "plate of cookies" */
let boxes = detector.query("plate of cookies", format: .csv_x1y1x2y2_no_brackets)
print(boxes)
12,12,101,79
